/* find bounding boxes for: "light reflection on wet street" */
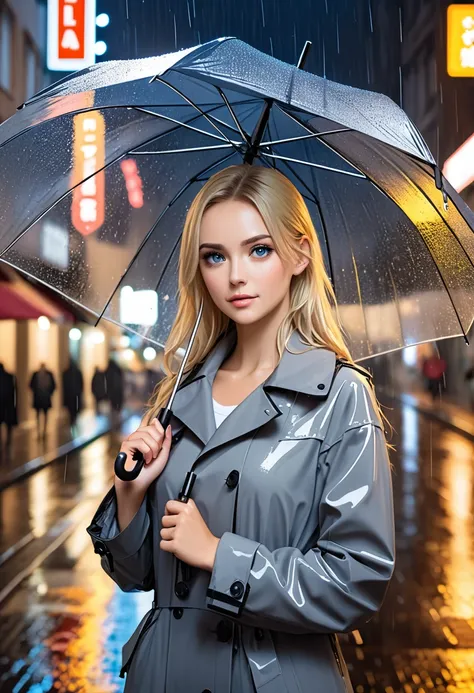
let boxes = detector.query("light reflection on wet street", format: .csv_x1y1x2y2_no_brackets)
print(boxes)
1,400,474,691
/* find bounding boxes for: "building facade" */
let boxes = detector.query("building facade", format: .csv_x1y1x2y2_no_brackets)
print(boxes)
0,0,47,123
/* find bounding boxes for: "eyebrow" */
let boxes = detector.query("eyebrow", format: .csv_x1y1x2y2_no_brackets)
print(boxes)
199,234,272,251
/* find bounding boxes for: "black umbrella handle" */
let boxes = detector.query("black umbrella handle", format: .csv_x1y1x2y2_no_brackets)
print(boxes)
175,471,197,585
114,407,173,481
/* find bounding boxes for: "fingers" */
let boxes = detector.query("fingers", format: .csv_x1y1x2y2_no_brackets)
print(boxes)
165,499,187,515
161,514,177,527
124,438,153,465
153,424,172,465
119,419,171,470
125,419,167,464
131,429,161,459
160,526,175,540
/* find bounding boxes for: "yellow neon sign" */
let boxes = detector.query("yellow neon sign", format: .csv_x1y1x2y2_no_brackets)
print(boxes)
447,4,474,76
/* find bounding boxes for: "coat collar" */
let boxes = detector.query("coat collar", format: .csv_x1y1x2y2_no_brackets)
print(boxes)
170,326,336,456
181,325,336,397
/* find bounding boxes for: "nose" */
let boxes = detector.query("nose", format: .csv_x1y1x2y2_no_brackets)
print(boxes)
228,257,247,286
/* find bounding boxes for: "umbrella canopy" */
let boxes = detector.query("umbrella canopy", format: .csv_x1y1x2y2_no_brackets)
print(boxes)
1,36,474,361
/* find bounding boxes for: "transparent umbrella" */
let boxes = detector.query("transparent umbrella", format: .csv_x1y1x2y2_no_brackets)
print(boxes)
1,36,474,480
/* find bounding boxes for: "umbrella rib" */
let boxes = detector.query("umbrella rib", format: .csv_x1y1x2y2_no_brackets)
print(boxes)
259,151,366,178
310,131,470,339
0,105,236,257
215,87,251,144
273,156,335,288
130,144,237,155
204,99,264,137
263,115,335,289
260,128,352,147
131,106,231,143
0,97,255,154
151,76,244,158
284,110,472,342
95,150,240,327
268,155,320,205
279,107,368,177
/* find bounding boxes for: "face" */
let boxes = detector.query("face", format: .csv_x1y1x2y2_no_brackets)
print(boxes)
198,199,308,325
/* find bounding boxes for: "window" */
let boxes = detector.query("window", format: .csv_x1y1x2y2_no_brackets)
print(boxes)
0,5,13,92
25,38,37,100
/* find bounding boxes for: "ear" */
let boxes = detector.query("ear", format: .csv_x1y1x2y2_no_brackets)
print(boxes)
293,237,310,276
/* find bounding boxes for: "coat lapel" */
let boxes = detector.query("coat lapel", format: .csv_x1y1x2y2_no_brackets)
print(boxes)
170,325,338,461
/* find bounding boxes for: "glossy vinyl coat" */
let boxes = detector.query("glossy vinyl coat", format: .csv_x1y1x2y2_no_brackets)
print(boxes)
87,327,395,693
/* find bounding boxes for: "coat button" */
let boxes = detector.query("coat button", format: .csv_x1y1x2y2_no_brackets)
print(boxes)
94,540,106,556
173,607,183,619
317,383,325,390
172,431,183,444
255,627,264,641
225,470,239,489
93,540,113,571
230,580,244,599
216,619,233,642
174,581,189,599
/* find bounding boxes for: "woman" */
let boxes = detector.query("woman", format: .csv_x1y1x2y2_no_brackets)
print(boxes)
87,165,395,693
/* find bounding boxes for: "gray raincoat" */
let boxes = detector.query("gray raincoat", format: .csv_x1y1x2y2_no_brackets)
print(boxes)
87,327,395,693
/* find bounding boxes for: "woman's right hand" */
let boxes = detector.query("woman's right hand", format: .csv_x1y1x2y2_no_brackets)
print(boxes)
114,418,172,495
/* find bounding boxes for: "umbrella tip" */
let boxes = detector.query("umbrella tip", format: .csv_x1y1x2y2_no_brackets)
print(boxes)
297,41,312,70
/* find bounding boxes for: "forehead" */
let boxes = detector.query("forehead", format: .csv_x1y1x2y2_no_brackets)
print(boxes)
200,199,268,239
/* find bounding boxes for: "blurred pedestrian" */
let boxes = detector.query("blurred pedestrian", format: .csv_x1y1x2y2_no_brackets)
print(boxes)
30,363,56,438
0,363,17,449
422,352,446,402
91,367,107,415
104,358,124,426
62,360,83,426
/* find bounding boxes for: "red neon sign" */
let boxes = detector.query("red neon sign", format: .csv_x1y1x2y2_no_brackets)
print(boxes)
71,112,105,236
120,159,144,209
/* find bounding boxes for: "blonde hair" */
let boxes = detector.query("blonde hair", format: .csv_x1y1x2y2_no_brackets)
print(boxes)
144,164,394,451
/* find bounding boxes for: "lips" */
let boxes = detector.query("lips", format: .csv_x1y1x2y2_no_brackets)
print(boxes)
229,295,256,302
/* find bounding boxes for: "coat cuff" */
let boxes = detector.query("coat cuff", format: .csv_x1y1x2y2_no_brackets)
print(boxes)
86,486,150,570
206,532,260,617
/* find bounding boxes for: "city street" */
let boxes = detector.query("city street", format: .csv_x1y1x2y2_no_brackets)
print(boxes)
0,397,474,692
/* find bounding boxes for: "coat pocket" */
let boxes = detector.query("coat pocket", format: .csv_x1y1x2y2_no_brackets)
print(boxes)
120,607,161,678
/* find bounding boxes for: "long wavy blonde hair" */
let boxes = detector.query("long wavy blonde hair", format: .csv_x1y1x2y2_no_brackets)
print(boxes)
144,164,394,449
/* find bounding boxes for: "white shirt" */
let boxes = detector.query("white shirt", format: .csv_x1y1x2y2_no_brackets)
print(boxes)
212,398,238,428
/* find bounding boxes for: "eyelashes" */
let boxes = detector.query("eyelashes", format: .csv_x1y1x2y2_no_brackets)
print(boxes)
201,244,274,265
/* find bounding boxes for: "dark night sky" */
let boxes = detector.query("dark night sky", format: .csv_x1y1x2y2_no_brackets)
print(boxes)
95,0,404,104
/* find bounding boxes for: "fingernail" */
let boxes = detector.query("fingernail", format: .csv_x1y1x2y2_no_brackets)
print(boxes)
166,424,171,434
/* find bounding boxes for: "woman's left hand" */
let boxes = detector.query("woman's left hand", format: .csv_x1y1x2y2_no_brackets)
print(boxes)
160,498,220,572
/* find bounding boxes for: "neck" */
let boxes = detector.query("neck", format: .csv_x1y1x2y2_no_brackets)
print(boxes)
226,294,291,376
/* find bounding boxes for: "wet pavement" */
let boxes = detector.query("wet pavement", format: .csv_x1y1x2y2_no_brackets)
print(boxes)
0,406,136,490
1,397,474,692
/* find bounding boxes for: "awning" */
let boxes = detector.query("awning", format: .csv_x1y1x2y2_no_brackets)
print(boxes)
0,264,75,321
